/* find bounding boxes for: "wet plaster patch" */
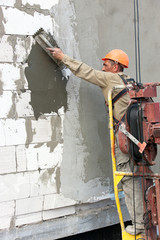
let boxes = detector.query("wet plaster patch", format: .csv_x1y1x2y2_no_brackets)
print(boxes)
25,42,68,120
50,0,111,202
50,0,90,201
7,36,17,62
7,92,17,119
21,0,59,10
0,7,5,34
73,0,112,184
21,3,50,16
13,1,50,16
7,35,25,63
47,116,63,152
25,118,33,145
39,166,61,193
14,0,22,8
40,168,55,185
15,65,26,90
56,167,61,194
0,71,3,95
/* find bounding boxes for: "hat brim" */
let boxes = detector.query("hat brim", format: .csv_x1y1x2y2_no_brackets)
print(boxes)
101,57,107,61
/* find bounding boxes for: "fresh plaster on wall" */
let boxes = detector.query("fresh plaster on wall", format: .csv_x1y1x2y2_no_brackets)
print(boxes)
50,0,111,203
73,0,112,185
0,71,3,96
14,0,22,8
7,92,17,119
48,115,63,152
22,0,59,9
25,118,33,144
0,7,5,35
20,3,50,16
40,168,56,186
25,42,67,120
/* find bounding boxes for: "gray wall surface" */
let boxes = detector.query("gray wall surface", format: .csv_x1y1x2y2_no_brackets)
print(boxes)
55,0,160,200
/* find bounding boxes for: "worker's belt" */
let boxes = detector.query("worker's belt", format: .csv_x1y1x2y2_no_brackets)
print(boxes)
112,87,128,130
113,114,125,125
113,114,126,132
112,88,128,106
106,88,128,108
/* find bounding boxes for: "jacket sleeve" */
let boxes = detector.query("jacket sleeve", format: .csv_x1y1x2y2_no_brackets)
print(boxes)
62,55,114,88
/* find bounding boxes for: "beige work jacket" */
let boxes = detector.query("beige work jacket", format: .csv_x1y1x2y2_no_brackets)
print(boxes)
62,55,131,123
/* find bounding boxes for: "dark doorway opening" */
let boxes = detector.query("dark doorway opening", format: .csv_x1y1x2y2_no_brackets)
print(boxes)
60,223,122,240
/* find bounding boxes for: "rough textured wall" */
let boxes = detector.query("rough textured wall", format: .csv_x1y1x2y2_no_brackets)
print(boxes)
0,0,160,239
0,0,77,231
51,0,112,203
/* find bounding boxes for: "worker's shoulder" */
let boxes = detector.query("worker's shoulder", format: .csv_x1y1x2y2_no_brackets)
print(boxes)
104,72,130,81
116,72,134,84
117,72,130,79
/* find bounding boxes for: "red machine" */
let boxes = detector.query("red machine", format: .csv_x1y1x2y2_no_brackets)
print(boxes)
119,82,160,240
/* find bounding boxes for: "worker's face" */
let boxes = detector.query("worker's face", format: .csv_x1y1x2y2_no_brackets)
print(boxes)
102,60,117,73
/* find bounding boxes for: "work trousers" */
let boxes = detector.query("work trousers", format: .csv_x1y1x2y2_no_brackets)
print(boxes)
115,132,144,227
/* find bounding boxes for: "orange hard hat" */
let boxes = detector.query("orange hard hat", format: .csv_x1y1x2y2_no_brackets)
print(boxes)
102,49,129,68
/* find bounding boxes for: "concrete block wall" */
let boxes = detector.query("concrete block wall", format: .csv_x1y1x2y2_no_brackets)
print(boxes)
0,0,77,232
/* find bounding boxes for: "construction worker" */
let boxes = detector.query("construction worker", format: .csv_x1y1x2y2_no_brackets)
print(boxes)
47,47,144,235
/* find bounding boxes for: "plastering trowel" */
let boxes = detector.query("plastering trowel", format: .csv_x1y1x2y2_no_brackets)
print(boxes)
33,28,70,79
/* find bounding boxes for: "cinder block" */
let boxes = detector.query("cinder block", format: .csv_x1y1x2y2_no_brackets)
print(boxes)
0,1,16,7
16,145,27,172
44,193,76,210
18,143,64,173
29,117,52,144
4,119,27,146
0,35,14,62
29,170,57,197
0,63,28,90
16,196,43,215
0,216,13,230
22,0,57,10
0,173,30,202
0,146,16,174
16,91,34,118
0,91,14,118
15,212,42,226
37,143,63,169
43,206,75,221
1,6,53,35
0,120,6,146
16,144,38,172
0,35,28,63
0,201,14,217
26,144,38,171
0,201,14,229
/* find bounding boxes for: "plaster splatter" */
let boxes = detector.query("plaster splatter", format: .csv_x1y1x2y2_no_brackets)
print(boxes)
0,7,5,35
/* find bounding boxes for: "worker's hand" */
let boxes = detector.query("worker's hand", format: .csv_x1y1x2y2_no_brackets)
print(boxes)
46,48,64,61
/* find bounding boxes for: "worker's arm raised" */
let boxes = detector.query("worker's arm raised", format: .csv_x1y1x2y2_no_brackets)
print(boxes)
47,47,113,88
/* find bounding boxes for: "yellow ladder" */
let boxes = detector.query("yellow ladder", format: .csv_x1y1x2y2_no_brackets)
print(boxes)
108,86,143,240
